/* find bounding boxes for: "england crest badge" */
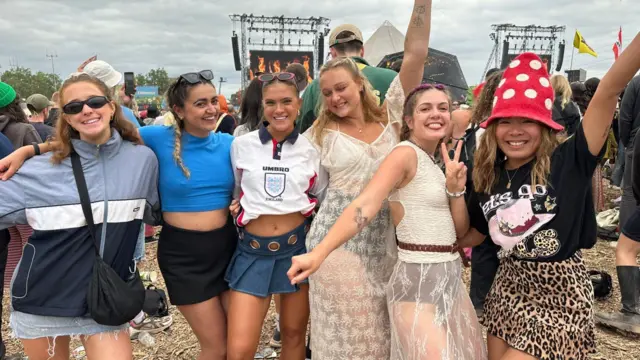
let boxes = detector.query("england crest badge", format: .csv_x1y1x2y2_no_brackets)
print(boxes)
264,173,286,198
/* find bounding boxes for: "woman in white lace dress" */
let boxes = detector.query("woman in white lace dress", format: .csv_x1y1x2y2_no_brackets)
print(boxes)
287,1,433,358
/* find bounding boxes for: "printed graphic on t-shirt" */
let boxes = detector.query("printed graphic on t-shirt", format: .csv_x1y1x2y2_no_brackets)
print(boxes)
264,173,286,200
481,184,561,259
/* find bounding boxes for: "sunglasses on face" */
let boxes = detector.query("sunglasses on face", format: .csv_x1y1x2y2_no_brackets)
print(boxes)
62,96,110,115
179,70,214,84
258,72,297,88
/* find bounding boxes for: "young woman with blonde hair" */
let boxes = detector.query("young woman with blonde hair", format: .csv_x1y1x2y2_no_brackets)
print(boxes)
286,1,433,358
0,73,159,360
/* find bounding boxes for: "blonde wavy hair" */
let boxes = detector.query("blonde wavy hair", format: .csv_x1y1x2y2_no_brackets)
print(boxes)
550,75,572,109
312,57,385,145
52,73,141,164
472,121,561,194
114,84,140,117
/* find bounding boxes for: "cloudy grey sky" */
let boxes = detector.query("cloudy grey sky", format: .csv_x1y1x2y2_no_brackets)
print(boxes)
0,0,637,97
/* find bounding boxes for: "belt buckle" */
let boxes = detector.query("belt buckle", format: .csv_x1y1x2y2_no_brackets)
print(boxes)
268,241,281,252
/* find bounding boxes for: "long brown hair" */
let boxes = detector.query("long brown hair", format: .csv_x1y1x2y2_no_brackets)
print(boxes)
472,122,560,193
313,57,385,145
469,70,504,127
51,73,141,164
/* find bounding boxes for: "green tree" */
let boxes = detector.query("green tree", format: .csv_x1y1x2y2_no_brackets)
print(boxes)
146,68,170,95
466,85,477,106
135,74,148,86
0,67,62,98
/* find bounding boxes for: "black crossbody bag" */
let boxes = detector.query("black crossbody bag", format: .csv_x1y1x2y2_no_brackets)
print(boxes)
71,152,145,326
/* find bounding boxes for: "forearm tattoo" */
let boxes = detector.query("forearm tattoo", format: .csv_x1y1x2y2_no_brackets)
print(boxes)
354,207,369,230
411,5,426,27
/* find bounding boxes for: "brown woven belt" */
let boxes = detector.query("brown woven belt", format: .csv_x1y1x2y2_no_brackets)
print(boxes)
397,241,470,267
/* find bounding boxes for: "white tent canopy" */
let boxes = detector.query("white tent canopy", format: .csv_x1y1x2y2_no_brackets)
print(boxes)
364,20,405,66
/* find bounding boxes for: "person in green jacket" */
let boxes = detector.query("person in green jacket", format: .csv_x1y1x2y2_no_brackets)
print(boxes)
297,24,397,133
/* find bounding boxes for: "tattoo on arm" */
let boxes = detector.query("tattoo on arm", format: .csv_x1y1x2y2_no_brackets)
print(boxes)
354,207,369,230
411,5,426,27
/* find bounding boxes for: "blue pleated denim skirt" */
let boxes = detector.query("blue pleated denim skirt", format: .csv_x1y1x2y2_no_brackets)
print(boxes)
225,219,310,298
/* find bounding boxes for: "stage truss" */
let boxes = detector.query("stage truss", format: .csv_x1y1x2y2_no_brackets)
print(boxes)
482,24,566,83
230,14,331,90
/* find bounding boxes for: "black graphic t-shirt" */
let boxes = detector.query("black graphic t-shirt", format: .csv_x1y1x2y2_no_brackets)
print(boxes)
468,124,602,262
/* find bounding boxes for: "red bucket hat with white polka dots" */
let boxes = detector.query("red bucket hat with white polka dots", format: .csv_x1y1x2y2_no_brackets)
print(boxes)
480,52,563,131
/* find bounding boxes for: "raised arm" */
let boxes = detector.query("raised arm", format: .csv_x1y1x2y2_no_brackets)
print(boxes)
287,146,416,284
583,32,640,155
399,0,433,95
0,128,144,180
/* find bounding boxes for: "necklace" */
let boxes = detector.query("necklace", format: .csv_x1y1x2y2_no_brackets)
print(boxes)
505,168,519,189
407,138,436,164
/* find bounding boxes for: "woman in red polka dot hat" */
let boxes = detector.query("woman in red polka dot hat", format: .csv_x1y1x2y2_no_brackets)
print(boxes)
457,32,640,360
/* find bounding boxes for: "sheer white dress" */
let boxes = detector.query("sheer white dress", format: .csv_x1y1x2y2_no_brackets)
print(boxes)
387,141,487,360
302,76,405,359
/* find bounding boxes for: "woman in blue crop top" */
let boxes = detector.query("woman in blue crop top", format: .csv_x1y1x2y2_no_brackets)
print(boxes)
1,70,238,360
225,72,327,359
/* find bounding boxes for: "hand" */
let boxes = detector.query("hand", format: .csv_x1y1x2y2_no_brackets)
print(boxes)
287,251,325,285
229,199,240,218
441,141,467,194
0,146,31,181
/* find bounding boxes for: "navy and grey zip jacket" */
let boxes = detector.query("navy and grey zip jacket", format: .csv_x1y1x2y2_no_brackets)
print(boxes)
0,130,160,317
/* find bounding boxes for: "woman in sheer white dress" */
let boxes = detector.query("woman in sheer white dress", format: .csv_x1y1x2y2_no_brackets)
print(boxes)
289,82,487,360
290,1,434,358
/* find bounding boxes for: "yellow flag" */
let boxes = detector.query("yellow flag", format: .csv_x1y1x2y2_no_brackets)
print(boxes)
573,31,598,57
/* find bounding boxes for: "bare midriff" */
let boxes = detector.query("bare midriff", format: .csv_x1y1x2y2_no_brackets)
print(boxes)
244,212,306,237
163,209,230,232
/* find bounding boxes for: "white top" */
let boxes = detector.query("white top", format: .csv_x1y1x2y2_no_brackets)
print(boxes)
233,123,251,137
231,126,328,226
389,141,459,264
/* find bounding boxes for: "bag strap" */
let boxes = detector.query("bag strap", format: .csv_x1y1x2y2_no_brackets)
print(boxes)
70,152,100,255
213,114,226,132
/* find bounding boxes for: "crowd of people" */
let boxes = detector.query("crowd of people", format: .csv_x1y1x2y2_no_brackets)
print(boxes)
0,1,639,359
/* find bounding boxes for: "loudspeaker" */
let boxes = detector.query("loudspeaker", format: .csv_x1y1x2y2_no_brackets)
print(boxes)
232,32,241,71
555,41,565,72
500,40,510,69
318,34,325,67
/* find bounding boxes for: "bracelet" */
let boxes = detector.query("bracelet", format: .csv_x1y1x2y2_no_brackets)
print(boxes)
446,186,466,198
31,142,41,156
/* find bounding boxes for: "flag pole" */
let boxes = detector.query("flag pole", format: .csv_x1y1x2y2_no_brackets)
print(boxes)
570,46,575,70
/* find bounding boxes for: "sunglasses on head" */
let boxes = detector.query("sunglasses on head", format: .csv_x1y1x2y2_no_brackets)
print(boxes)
258,72,297,88
404,83,447,107
62,96,110,115
179,70,214,84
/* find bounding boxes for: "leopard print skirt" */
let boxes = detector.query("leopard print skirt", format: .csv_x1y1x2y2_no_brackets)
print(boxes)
483,252,596,359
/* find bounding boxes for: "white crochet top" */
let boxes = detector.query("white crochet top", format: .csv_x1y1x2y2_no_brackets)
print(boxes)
389,141,460,264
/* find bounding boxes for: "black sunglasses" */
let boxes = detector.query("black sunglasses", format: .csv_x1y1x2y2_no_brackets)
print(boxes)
62,96,110,115
258,72,297,88
179,70,214,84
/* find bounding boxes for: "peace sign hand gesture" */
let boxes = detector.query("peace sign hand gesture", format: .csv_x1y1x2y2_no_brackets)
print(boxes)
441,141,467,194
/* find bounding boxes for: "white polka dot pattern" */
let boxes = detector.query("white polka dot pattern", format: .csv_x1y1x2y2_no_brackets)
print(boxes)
545,98,553,110
525,89,537,99
503,89,516,99
509,60,520,68
530,60,542,70
539,77,550,87
499,79,506,88
493,96,498,107
516,74,529,82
